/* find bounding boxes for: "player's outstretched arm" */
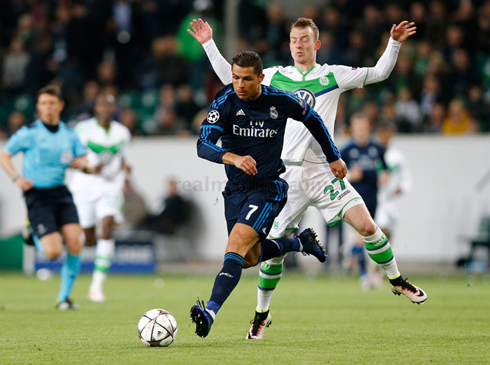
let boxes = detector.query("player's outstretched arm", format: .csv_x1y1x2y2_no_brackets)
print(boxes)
187,18,232,85
364,21,416,86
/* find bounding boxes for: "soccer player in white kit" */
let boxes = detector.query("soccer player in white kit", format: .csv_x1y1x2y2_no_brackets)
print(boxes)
188,17,427,339
69,94,131,302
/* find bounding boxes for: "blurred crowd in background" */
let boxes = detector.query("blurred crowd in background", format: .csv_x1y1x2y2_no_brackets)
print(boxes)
0,0,489,140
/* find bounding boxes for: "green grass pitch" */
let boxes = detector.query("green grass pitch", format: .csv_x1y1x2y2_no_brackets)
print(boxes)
0,271,489,364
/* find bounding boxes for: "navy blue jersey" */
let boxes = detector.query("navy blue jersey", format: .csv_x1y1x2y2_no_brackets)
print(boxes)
197,84,340,186
341,139,388,207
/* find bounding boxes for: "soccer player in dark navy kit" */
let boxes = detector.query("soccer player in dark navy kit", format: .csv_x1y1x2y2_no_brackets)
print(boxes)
190,51,347,338
0,85,98,310
341,113,389,289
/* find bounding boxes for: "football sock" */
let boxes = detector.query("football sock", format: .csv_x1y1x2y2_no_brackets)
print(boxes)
258,237,300,263
57,253,82,303
90,238,115,292
351,245,367,276
206,252,244,316
257,255,285,311
32,233,45,257
362,227,400,279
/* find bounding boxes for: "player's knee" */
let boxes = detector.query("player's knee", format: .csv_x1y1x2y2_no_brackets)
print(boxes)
44,246,62,260
357,221,377,237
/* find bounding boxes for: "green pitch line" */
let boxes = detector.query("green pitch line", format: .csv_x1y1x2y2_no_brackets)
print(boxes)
0,272,489,364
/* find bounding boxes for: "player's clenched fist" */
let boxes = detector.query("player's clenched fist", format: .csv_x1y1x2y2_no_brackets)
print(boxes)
329,158,347,179
234,155,258,176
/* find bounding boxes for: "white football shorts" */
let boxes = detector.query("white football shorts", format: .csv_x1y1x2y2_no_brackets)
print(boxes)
72,184,124,229
269,162,364,238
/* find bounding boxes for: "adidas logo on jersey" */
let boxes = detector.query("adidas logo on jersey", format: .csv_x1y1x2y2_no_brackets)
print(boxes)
236,109,245,116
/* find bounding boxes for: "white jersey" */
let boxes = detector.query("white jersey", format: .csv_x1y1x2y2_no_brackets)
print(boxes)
70,118,131,191
262,64,370,164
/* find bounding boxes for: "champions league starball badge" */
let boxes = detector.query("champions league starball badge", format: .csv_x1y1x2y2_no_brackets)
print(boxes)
207,110,220,124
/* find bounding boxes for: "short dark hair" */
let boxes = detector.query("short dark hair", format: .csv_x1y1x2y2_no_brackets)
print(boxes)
232,51,263,76
291,18,319,41
37,85,63,102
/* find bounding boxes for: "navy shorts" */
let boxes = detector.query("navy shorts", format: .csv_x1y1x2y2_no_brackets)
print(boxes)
223,179,288,238
24,186,79,238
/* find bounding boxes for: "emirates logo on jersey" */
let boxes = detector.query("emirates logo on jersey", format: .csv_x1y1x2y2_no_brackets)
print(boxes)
294,88,316,108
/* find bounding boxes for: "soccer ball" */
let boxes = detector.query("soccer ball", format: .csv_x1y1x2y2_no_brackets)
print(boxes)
137,309,178,347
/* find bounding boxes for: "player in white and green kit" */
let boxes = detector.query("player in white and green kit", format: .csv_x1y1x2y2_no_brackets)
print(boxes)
69,94,131,302
189,17,427,339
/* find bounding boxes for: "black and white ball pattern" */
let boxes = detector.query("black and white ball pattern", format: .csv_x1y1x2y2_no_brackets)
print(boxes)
207,110,220,124
137,309,178,347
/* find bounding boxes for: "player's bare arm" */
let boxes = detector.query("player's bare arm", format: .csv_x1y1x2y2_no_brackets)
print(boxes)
0,150,34,191
390,21,416,42
187,18,213,44
222,152,257,176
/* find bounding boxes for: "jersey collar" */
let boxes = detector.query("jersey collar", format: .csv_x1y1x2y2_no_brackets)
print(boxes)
293,64,319,78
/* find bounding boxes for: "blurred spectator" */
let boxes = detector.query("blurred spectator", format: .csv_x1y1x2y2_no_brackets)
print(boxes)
2,38,30,94
97,61,117,89
409,2,427,41
119,108,144,136
420,74,442,121
7,111,25,137
259,3,289,63
69,80,100,121
0,0,489,137
395,87,422,132
448,49,475,97
122,179,148,229
424,102,445,133
441,99,477,135
467,86,490,132
342,30,367,67
136,36,188,89
138,179,193,235
155,109,188,137
175,84,201,132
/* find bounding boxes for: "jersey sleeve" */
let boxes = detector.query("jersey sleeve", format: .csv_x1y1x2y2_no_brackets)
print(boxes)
285,92,341,163
202,39,233,85
74,122,88,145
196,88,229,164
4,126,32,156
332,65,370,90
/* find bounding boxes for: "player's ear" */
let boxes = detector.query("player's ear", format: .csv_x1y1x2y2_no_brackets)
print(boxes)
259,73,265,83
59,101,65,112
315,40,321,51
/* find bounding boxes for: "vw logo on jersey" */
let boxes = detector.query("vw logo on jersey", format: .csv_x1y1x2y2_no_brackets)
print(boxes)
294,88,316,108
319,75,330,86
207,110,220,124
